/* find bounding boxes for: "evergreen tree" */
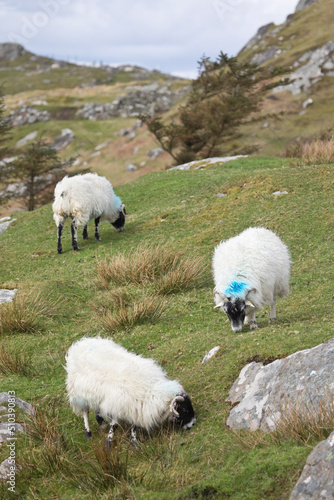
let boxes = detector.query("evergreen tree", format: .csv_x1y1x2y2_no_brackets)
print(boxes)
11,138,72,211
146,52,289,164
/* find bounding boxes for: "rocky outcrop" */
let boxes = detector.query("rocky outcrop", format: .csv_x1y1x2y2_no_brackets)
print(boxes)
295,0,318,12
274,41,334,95
290,432,334,499
168,156,247,171
6,106,50,127
0,43,27,60
76,83,189,120
51,128,75,150
242,23,274,52
0,219,17,236
226,338,334,432
251,46,279,66
0,289,17,303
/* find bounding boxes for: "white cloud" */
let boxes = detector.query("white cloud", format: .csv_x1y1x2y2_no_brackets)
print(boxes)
0,0,299,76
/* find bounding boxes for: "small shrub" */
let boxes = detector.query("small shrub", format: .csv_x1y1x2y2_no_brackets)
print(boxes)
0,341,32,375
99,292,168,332
300,137,334,165
155,257,209,295
0,291,57,336
96,244,208,291
274,396,334,444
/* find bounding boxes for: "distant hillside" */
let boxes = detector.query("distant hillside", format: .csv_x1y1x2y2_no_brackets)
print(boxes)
0,43,189,216
236,0,334,156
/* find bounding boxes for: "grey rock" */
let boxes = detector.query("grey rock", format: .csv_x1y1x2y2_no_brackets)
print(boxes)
217,193,227,198
303,98,313,108
0,457,22,481
0,289,17,304
0,219,17,235
251,47,278,66
147,147,164,159
242,23,274,52
125,164,138,172
273,190,288,195
202,346,220,364
6,106,50,127
16,130,38,147
0,422,24,443
290,432,334,499
0,393,36,416
76,83,189,120
52,128,74,150
0,43,27,60
274,41,334,95
226,338,334,432
295,0,317,12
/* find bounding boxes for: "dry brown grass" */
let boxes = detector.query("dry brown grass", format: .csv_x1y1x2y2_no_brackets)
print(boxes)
0,341,32,375
98,292,168,333
274,396,334,444
301,137,334,165
0,291,58,336
231,394,334,449
96,244,208,291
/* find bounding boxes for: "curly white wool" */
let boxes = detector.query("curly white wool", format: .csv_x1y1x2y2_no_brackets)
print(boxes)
65,337,184,430
212,227,291,330
52,173,122,227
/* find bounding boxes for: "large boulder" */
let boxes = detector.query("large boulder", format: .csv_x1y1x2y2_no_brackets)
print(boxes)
226,338,334,432
290,431,334,499
0,43,27,60
295,0,317,12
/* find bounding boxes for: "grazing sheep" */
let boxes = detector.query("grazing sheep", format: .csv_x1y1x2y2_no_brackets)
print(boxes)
52,173,126,254
65,337,196,449
212,227,291,333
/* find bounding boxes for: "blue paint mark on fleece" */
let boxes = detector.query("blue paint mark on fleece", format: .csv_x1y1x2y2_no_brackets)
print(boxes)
224,281,248,298
114,195,122,210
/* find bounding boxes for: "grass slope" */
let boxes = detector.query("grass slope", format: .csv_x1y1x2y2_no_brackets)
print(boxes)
0,156,333,499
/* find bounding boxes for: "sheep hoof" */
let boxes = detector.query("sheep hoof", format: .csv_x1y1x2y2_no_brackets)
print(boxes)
269,318,276,323
250,321,258,330
130,439,139,450
57,249,63,254
105,438,112,450
85,430,92,439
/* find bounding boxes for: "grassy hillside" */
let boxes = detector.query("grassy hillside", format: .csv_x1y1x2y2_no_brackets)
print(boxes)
236,0,334,156
0,156,333,499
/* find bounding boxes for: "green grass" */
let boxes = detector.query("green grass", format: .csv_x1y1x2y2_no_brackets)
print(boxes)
0,156,333,498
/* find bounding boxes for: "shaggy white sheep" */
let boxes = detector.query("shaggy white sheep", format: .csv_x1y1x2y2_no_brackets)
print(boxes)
212,227,291,332
65,337,196,448
52,173,126,253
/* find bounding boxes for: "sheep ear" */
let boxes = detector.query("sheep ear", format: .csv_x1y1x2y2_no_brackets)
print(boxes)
121,204,127,216
246,300,255,308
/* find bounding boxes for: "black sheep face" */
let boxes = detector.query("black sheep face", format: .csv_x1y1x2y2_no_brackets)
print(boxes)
223,298,246,333
173,394,196,430
111,206,126,232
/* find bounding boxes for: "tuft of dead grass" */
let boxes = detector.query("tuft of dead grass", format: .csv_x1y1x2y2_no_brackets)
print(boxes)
0,341,32,375
98,292,168,333
96,244,208,292
0,291,58,336
301,137,334,165
274,396,334,444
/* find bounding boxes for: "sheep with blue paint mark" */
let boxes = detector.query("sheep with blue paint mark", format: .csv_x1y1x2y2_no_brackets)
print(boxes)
52,173,126,254
212,227,291,333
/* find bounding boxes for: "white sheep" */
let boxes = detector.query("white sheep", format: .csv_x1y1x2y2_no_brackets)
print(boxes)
52,173,126,254
65,337,196,448
212,227,291,333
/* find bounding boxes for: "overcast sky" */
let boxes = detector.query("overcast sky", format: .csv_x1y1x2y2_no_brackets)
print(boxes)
0,0,298,78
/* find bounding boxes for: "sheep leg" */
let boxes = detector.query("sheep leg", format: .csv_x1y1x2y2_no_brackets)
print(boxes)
130,425,139,449
270,300,277,322
105,419,118,449
82,225,88,240
71,219,79,251
83,410,92,439
94,217,101,241
57,223,63,254
247,310,257,330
